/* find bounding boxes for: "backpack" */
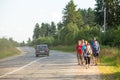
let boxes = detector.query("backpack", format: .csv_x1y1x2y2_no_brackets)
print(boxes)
84,49,91,57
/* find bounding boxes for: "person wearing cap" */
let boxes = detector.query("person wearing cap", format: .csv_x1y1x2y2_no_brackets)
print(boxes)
92,40,100,65
90,37,99,65
90,37,99,48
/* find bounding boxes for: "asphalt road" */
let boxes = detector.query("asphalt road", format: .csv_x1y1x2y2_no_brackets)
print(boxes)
0,47,101,80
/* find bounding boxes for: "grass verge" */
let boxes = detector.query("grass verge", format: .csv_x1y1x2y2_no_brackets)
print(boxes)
0,47,20,59
99,46,120,80
0,38,20,59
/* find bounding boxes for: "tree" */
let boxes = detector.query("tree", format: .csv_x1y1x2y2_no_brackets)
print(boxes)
8,37,19,46
27,38,32,46
62,0,84,29
95,0,120,28
50,21,56,36
56,21,63,41
40,23,49,37
79,8,96,26
45,23,51,36
33,23,40,39
39,22,56,37
61,22,79,45
94,0,103,26
57,21,63,30
20,41,25,46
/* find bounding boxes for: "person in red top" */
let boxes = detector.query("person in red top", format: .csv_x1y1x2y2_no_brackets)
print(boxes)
76,40,83,65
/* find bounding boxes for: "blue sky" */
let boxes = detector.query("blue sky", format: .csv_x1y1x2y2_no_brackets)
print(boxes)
0,0,96,42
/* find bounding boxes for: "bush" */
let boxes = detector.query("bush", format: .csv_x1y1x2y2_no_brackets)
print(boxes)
104,25,120,46
50,45,76,52
76,25,101,43
32,36,55,46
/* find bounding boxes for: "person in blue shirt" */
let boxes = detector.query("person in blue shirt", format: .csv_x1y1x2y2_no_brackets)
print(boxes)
92,40,100,65
81,39,86,64
90,38,99,49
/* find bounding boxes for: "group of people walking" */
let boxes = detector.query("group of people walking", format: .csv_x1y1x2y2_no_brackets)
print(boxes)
76,38,100,69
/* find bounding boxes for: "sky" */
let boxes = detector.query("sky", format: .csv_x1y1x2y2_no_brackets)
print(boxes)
0,0,96,43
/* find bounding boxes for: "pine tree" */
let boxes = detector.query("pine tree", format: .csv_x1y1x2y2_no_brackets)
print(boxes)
62,0,84,29
33,23,40,39
50,21,56,36
95,0,120,28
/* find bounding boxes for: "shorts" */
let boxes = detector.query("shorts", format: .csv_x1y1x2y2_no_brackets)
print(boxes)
93,53,99,58
77,54,83,61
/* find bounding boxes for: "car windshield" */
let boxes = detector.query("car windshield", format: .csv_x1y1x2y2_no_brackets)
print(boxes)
37,45,47,50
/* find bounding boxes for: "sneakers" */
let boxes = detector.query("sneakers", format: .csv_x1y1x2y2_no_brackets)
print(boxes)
86,65,90,69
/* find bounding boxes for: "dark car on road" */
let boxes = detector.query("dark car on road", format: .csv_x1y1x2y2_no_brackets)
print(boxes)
35,44,49,57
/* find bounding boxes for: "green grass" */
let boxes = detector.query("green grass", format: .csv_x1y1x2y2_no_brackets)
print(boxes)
99,46,120,80
50,45,76,52
0,47,20,59
0,38,20,59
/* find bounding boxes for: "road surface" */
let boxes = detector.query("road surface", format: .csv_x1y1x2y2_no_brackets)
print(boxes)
0,47,101,80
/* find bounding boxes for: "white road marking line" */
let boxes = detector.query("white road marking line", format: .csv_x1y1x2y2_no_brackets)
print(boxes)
0,58,41,78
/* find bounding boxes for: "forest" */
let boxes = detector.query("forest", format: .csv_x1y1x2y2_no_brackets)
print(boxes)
30,0,120,47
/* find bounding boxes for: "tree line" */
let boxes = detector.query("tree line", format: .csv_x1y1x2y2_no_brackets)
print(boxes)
29,0,120,47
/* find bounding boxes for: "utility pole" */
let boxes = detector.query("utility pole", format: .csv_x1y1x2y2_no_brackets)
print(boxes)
103,0,106,44
99,0,106,33
103,1,106,33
